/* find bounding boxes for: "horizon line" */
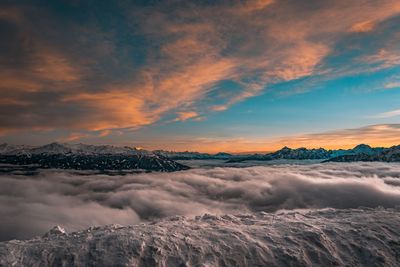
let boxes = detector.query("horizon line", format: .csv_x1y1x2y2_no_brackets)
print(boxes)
1,141,397,155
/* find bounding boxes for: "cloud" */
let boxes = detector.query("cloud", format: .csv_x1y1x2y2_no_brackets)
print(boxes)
2,162,400,241
350,20,376,32
0,1,400,137
57,130,112,142
174,111,200,122
233,0,275,13
385,81,400,89
362,49,400,69
371,109,400,119
61,90,155,131
31,51,80,82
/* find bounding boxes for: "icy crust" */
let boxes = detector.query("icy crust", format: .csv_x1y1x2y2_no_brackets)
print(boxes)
1,208,400,267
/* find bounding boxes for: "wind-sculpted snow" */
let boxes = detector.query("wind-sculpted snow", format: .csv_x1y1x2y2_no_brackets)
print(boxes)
2,162,400,242
1,208,400,266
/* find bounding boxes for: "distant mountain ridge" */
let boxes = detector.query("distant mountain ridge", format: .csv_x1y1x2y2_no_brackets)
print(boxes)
226,144,400,163
324,145,400,163
1,143,399,170
154,150,232,160
0,143,189,172
0,142,151,156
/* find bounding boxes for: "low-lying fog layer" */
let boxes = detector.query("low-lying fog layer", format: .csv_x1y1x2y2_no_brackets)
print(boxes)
1,162,400,241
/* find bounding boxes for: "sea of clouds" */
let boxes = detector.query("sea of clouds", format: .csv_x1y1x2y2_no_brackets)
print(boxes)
1,162,400,241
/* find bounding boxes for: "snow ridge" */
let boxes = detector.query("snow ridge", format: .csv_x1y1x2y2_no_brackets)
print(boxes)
1,208,400,267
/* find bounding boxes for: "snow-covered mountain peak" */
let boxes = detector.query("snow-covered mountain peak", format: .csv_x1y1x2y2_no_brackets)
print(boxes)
43,226,66,238
0,142,153,156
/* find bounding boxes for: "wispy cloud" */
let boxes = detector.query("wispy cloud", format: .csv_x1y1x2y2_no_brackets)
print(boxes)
362,49,400,69
371,109,400,119
350,20,376,32
174,111,200,122
385,82,400,89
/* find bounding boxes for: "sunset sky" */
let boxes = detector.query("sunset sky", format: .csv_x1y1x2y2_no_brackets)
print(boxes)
1,0,400,153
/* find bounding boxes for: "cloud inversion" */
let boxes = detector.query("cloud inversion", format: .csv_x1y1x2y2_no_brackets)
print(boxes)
2,162,400,241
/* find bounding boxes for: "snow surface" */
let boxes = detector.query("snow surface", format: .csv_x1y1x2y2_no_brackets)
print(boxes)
1,208,400,266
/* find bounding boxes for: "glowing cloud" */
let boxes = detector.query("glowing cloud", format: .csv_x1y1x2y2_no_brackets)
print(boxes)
350,20,376,32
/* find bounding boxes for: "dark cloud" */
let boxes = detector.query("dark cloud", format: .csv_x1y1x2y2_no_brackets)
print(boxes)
1,162,400,241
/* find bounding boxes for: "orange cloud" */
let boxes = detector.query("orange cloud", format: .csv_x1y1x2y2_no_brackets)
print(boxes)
174,111,199,122
0,97,31,106
0,73,42,92
32,51,80,82
62,91,155,131
233,0,275,13
0,6,23,24
350,20,376,32
58,57,234,131
59,132,91,142
58,130,112,142
362,49,400,69
270,42,330,81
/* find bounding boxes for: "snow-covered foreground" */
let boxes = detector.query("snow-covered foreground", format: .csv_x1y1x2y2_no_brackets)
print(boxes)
1,208,400,266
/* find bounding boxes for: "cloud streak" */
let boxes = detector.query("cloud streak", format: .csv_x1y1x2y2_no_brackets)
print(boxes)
372,109,400,119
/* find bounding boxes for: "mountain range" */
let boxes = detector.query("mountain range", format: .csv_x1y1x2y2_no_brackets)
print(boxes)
0,143,189,172
226,144,400,163
1,143,399,173
154,150,232,160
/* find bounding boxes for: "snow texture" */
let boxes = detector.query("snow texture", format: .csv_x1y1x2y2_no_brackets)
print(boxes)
1,208,400,266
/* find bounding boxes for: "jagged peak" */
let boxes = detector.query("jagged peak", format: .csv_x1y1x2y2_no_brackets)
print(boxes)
353,144,372,150
43,225,66,237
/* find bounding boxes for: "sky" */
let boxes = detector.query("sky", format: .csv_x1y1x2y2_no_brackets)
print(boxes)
0,0,400,153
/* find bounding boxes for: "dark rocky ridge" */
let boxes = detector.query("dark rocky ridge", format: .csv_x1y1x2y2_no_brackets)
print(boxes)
227,144,400,163
0,143,189,172
154,150,233,160
324,145,400,163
